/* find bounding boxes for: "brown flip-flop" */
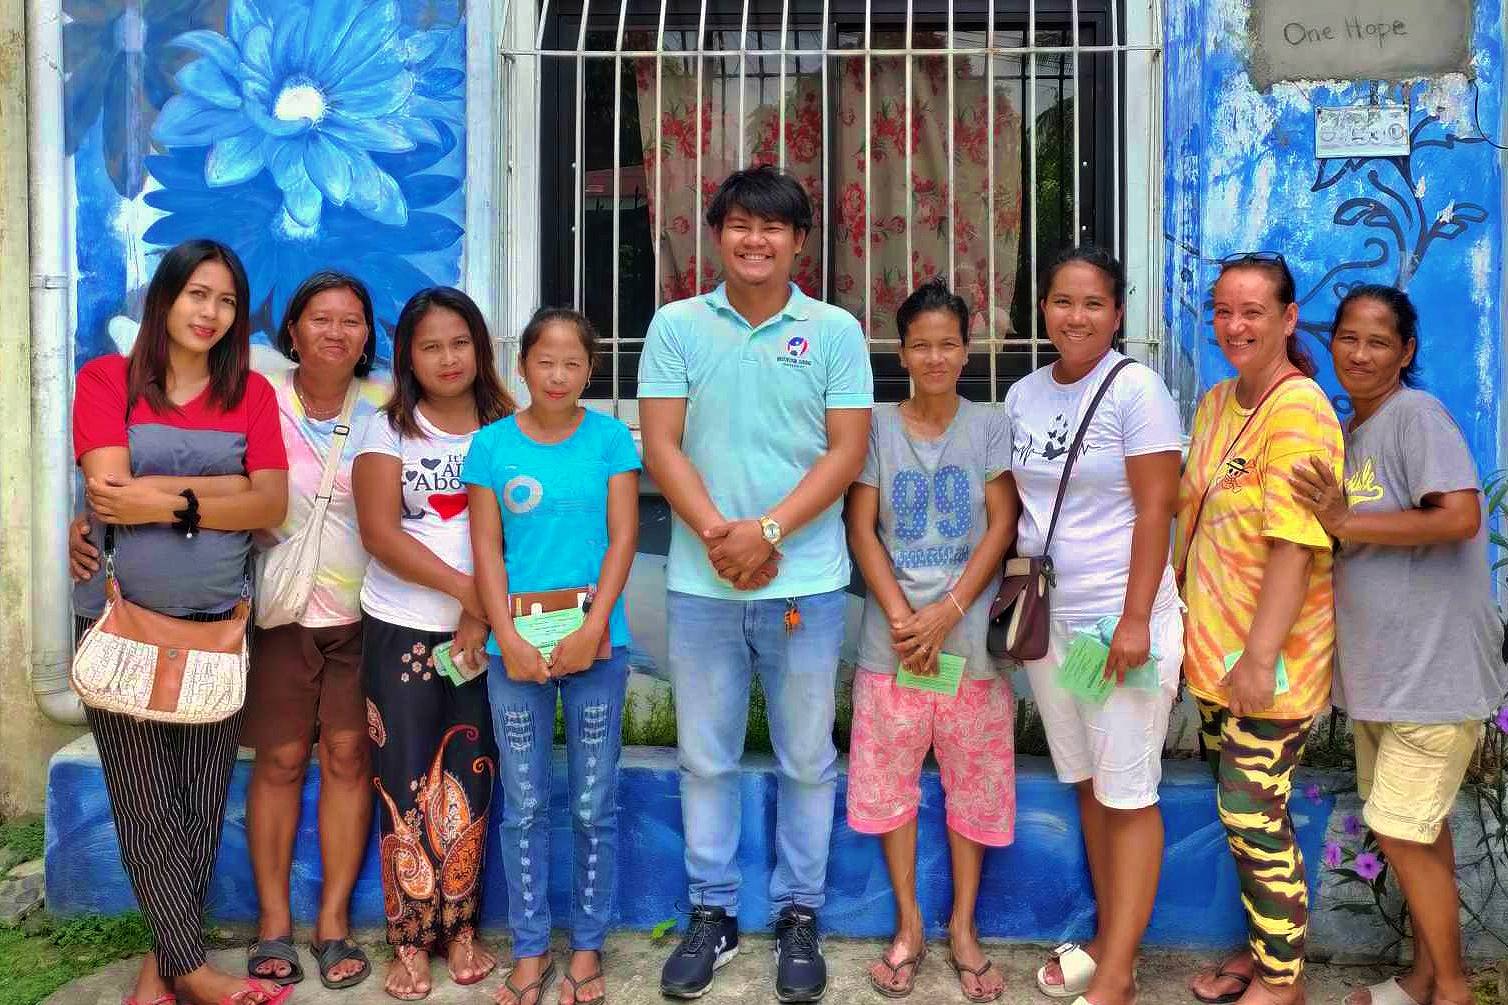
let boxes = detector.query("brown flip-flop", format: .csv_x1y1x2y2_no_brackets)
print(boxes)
497,960,557,1005
948,954,1004,1004
1191,968,1252,1004
560,965,606,1005
869,946,927,998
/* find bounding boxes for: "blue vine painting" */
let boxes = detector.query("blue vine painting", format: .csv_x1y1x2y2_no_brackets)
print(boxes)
65,0,467,372
1162,0,1504,478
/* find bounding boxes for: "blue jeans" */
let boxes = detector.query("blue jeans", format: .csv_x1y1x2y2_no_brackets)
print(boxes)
488,647,629,957
667,589,847,916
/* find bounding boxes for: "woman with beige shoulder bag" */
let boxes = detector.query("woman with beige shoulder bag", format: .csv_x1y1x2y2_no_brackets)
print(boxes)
69,239,291,1005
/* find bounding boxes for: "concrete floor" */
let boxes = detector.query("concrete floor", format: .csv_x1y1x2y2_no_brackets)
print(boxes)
48,932,1393,1005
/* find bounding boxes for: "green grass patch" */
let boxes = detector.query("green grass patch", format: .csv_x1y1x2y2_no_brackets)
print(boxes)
0,912,152,1005
0,817,43,863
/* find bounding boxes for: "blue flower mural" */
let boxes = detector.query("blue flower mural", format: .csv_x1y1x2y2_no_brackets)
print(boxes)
153,0,453,227
142,136,462,357
62,0,217,197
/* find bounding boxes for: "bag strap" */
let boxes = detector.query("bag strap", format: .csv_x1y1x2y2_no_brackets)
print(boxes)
1041,358,1134,557
312,381,362,504
1176,371,1303,580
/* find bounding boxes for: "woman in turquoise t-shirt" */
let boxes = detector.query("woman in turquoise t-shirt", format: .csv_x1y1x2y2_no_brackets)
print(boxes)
462,308,641,1005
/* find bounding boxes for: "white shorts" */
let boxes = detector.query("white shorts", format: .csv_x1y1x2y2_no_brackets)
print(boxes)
1023,604,1184,810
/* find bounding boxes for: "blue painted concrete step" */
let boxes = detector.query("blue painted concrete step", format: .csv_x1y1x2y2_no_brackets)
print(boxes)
46,737,1337,947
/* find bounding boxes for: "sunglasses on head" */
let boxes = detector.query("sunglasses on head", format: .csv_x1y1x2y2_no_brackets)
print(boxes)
1218,251,1288,268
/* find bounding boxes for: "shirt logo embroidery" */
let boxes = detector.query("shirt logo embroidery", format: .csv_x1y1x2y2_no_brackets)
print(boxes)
1344,457,1385,504
777,334,814,368
1216,456,1252,492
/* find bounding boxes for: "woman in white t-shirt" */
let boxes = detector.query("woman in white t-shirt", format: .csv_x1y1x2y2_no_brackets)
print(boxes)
1004,246,1183,1005
352,287,515,999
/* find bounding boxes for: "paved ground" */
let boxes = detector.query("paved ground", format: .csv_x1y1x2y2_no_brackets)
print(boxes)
48,932,1394,1004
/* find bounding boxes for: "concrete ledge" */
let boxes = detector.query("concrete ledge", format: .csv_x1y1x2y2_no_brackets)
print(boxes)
46,736,1340,949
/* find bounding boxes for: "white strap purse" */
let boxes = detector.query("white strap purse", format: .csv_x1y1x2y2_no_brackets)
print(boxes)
254,382,361,630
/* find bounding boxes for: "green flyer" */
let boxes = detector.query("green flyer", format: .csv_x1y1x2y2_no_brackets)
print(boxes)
515,606,586,658
896,652,966,696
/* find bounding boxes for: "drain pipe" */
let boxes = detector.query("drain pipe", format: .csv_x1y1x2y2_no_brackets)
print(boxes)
28,0,85,724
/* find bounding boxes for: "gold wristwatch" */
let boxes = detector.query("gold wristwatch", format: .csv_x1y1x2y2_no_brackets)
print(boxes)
758,515,783,546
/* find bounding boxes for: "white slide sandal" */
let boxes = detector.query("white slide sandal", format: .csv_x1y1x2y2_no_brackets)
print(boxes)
1036,943,1096,999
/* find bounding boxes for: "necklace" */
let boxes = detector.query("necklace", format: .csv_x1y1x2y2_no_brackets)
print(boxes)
293,371,343,420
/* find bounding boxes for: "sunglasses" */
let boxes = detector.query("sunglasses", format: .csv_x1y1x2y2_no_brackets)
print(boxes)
1218,251,1288,268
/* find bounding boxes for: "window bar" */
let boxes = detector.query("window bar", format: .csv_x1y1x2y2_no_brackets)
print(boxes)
946,0,955,287
777,0,790,171
1110,0,1121,259
864,0,873,340
506,44,1158,59
611,0,628,415
820,0,830,301
534,0,551,51
903,0,913,291
572,0,590,311
1070,0,1082,242
986,0,997,398
693,0,709,295
1028,0,1039,371
652,0,668,310
738,0,750,166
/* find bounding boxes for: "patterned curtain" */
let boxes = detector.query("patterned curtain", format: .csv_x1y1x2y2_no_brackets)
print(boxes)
635,34,1024,341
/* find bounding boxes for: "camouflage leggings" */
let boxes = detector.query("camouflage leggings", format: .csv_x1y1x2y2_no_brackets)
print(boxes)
1196,699,1314,987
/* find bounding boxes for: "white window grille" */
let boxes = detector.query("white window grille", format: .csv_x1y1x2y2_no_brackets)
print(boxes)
497,0,1163,420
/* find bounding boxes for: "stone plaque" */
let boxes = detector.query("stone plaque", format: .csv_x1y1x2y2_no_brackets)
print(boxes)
1248,0,1473,89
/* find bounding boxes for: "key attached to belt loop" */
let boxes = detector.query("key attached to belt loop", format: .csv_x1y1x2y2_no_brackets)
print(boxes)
784,599,802,634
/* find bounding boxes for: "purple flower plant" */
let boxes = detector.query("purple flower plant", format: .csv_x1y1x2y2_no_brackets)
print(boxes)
1343,814,1362,837
1495,705,1508,736
1323,839,1343,869
1304,783,1321,803
1355,851,1384,881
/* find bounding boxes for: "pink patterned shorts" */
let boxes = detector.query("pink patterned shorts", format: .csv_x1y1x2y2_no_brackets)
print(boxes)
846,668,1017,847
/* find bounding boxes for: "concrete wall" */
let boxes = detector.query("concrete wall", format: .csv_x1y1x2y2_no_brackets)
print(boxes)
1163,0,1505,480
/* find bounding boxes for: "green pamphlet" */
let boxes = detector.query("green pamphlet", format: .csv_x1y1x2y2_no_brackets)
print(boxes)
896,652,966,696
1057,633,1116,705
516,606,586,658
433,640,486,687
1222,650,1291,695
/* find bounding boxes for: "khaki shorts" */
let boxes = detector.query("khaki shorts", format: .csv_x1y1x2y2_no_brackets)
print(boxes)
1354,719,1481,844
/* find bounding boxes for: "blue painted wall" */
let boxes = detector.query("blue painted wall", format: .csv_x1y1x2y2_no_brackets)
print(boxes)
1163,0,1505,478
46,742,1342,949
64,0,467,370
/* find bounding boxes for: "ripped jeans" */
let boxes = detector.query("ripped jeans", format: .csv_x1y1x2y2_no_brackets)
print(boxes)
488,646,629,957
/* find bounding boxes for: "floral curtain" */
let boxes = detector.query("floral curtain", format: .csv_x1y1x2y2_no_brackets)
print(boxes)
635,34,1023,341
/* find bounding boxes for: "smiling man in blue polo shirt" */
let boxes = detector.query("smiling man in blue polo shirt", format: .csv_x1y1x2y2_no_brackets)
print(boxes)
639,166,874,1002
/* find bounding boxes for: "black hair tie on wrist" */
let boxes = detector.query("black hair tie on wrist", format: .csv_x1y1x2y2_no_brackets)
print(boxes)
172,488,201,539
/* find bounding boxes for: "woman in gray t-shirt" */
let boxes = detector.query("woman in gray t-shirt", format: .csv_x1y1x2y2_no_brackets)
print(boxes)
1292,284,1506,1005
844,279,1017,1001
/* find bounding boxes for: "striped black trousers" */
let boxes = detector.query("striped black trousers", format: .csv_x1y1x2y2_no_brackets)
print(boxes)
77,614,245,979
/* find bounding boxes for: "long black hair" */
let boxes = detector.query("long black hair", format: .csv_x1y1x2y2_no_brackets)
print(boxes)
127,239,253,413
1330,284,1420,387
276,271,379,378
384,287,516,439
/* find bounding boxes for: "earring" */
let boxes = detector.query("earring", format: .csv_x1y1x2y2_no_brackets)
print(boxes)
359,352,369,365
290,347,299,362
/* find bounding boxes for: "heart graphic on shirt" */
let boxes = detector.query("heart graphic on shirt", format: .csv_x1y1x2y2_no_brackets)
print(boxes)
429,493,468,520
403,469,418,482
420,458,441,470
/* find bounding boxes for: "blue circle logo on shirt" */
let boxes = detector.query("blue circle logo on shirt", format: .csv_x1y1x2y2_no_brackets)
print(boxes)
785,335,810,358
503,475,544,514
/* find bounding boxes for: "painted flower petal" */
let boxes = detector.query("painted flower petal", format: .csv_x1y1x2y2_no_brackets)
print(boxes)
344,147,408,226
241,24,275,81
206,130,266,186
153,95,247,146
226,0,265,48
323,0,400,84
304,133,355,205
169,29,243,78
332,73,413,119
270,6,309,78
269,142,324,227
398,172,460,209
332,49,409,94
323,111,415,152
305,2,365,79
398,116,441,147
244,98,312,138
175,58,242,110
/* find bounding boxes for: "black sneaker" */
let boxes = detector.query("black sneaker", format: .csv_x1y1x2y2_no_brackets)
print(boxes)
773,905,826,1002
660,904,739,999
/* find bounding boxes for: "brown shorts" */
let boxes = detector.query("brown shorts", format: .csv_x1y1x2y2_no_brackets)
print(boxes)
243,621,366,748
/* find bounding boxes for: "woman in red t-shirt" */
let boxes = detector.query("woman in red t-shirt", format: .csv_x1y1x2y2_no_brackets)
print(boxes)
71,239,291,1005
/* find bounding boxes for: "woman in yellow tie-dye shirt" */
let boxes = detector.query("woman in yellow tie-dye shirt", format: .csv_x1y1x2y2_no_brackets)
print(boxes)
1176,254,1343,1005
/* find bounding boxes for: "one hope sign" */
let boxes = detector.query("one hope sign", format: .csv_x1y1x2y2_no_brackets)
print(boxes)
1247,0,1472,89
